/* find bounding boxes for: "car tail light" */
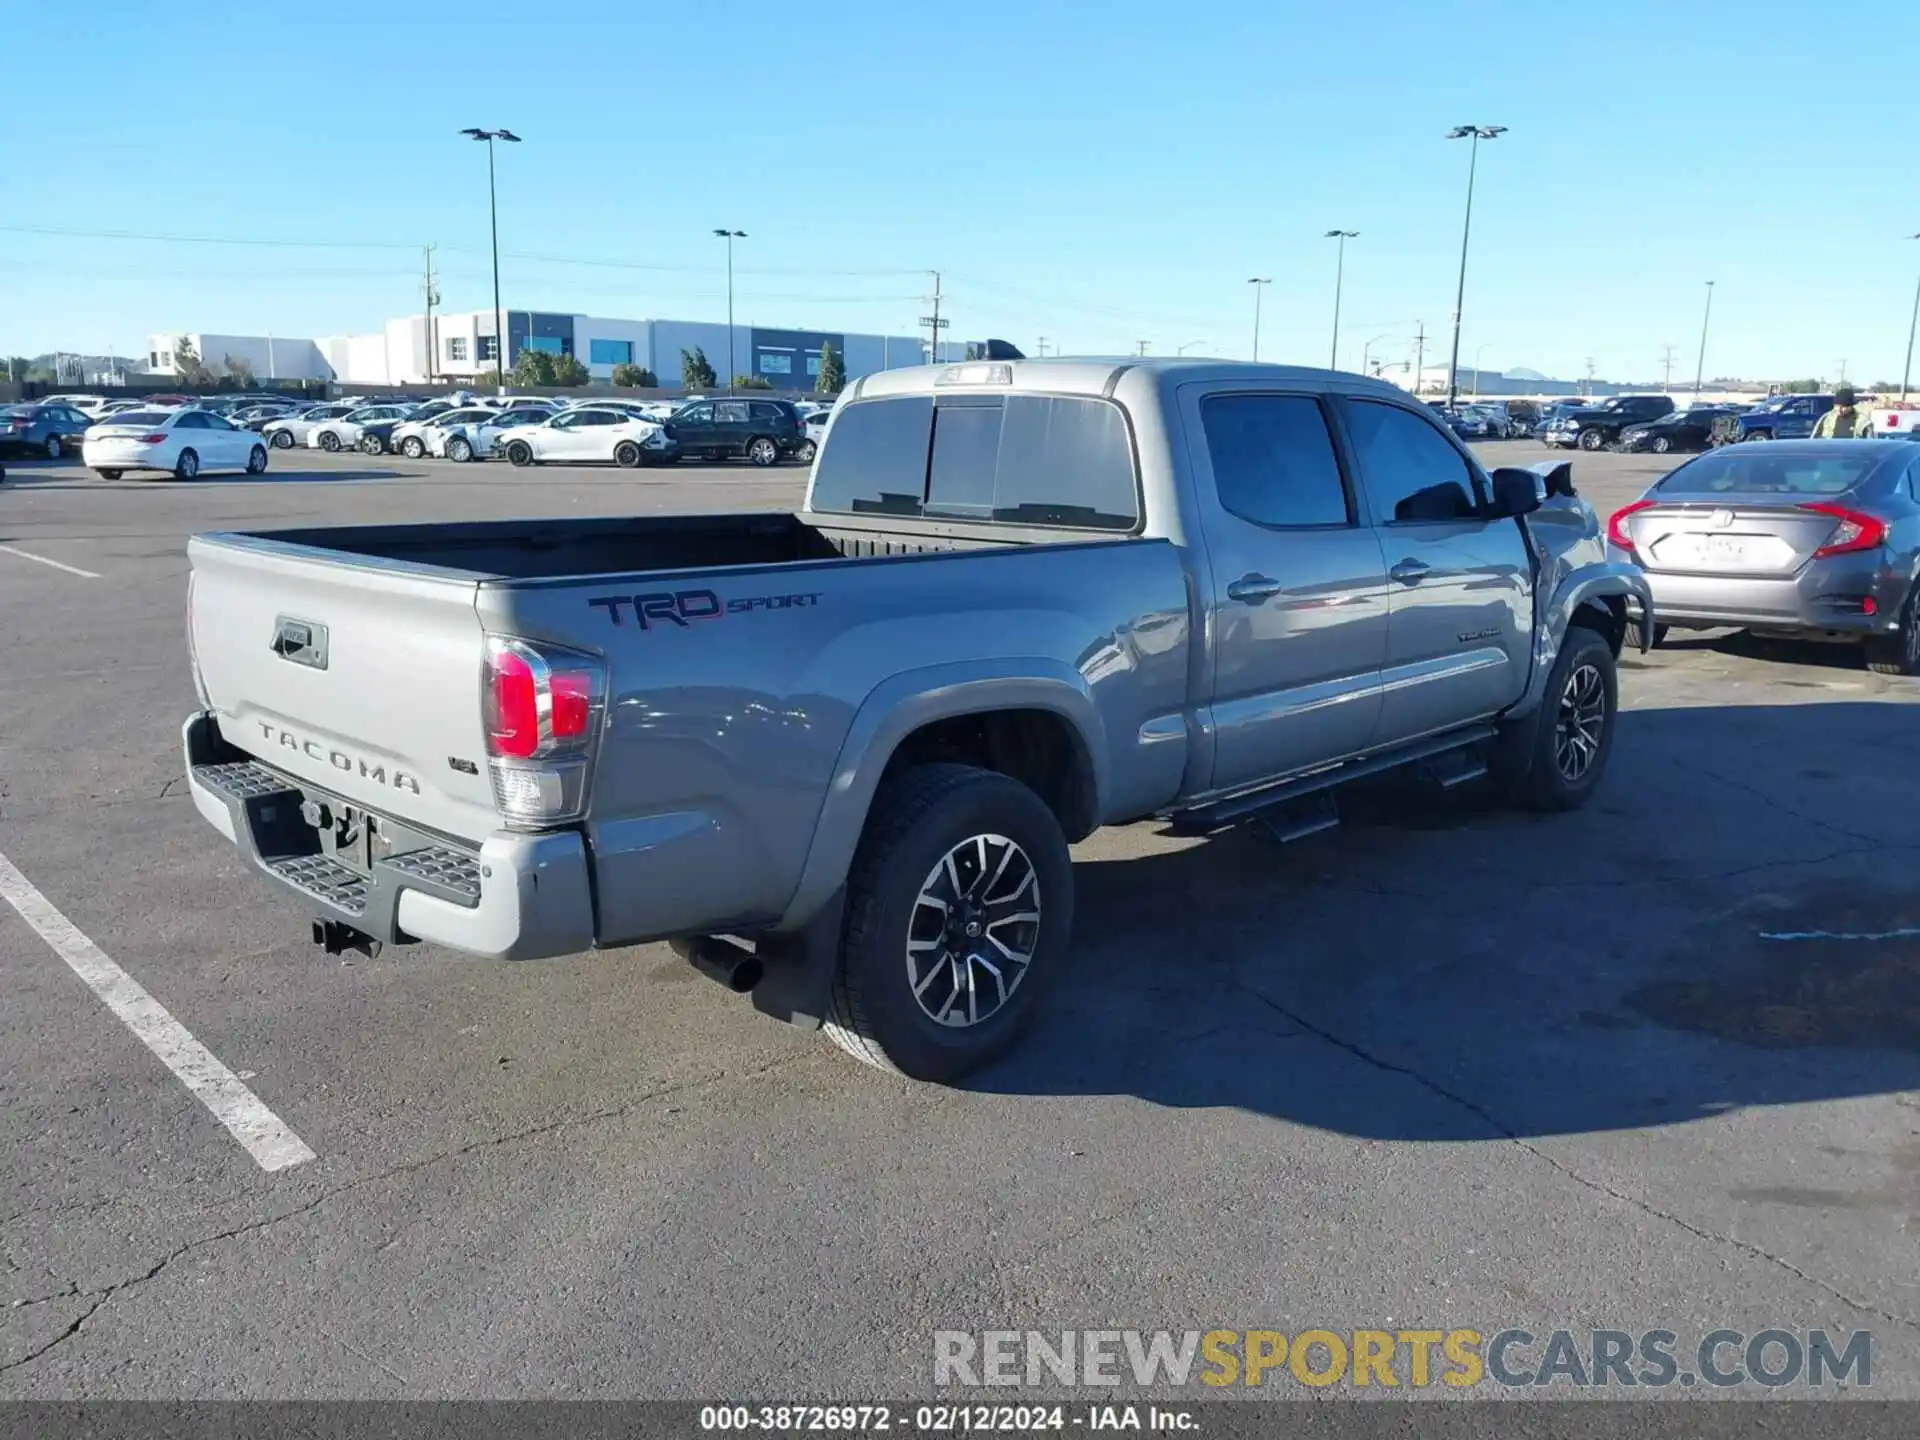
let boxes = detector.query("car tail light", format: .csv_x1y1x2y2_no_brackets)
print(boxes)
481,636,606,827
1606,500,1656,555
1801,502,1888,559
140,433,168,445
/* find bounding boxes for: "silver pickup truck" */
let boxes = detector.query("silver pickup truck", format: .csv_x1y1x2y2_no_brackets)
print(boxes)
184,359,1652,1082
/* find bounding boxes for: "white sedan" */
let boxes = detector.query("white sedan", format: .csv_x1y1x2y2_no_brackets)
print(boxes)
307,404,415,452
82,408,271,481
392,406,552,461
262,403,359,449
497,407,673,467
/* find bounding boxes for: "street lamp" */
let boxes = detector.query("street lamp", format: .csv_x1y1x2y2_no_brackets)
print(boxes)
1176,339,1207,355
460,128,520,391
1444,124,1505,408
1359,333,1392,377
1692,280,1715,396
1248,278,1272,362
713,228,747,393
1901,234,1920,401
1324,230,1357,369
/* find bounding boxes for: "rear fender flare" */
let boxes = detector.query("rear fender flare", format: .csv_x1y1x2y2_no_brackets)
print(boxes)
774,661,1107,932
1511,562,1654,720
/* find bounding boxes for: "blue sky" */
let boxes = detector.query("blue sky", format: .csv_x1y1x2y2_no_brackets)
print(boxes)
6,0,1918,385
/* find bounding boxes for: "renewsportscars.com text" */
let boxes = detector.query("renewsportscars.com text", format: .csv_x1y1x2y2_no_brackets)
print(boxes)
933,1328,1871,1390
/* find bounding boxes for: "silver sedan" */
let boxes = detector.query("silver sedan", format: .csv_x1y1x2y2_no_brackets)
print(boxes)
1607,440,1920,675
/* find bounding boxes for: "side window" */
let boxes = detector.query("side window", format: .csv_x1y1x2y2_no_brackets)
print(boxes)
551,413,579,429
180,413,209,429
678,404,713,424
1907,454,1920,501
715,401,750,424
809,396,934,516
1343,400,1481,525
1199,393,1350,528
204,414,236,430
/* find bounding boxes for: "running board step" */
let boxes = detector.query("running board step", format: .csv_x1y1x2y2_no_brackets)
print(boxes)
1251,794,1340,845
1168,724,1498,837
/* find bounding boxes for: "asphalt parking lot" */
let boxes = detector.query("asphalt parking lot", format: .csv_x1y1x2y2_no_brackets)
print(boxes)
3,442,1918,1399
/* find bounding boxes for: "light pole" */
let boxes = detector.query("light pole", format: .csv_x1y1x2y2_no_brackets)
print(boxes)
1325,230,1357,369
712,229,747,393
1359,333,1392,377
1444,124,1505,408
1177,339,1207,355
1692,280,1715,396
460,128,520,391
1248,278,1272,362
1902,234,1920,401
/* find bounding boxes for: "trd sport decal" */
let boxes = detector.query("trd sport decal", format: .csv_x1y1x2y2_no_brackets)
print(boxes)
587,588,823,629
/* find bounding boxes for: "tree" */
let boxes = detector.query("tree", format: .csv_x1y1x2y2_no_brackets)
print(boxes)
733,374,773,390
814,341,844,395
548,352,589,386
610,362,657,388
474,367,501,389
4,357,28,382
682,346,718,391
510,348,557,386
172,336,214,386
223,352,256,386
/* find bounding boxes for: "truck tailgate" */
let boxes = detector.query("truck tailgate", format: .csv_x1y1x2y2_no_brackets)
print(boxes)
188,536,500,842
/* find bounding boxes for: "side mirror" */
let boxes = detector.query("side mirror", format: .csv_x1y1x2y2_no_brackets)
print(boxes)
1488,466,1546,518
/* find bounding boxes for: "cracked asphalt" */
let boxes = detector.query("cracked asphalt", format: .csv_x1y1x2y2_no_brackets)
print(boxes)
2,443,1917,1398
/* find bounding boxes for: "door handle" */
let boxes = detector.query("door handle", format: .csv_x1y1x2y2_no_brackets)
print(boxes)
1389,559,1431,585
1227,575,1285,603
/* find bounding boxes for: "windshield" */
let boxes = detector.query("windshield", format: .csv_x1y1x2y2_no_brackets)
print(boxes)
1657,449,1882,496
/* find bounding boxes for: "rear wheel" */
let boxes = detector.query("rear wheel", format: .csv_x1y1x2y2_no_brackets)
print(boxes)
359,433,385,456
1578,428,1606,451
400,435,426,459
95,469,122,480
505,440,534,467
45,434,63,459
318,430,342,452
270,429,295,449
1494,626,1618,812
1865,592,1920,677
174,448,199,481
747,435,779,467
824,764,1072,1082
447,436,474,463
613,440,642,468
246,446,268,475
1652,435,1672,454
796,440,817,464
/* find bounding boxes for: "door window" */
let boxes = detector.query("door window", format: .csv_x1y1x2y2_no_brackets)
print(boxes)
715,401,750,424
176,413,209,429
1200,394,1351,528
677,404,714,425
1343,400,1481,524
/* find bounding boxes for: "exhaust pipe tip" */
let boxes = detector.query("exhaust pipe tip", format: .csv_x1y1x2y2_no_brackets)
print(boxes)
671,935,763,994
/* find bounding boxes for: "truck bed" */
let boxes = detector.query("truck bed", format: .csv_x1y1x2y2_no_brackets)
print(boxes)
231,511,1051,582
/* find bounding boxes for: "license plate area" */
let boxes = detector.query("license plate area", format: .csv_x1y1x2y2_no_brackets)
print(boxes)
1650,530,1796,572
298,795,385,877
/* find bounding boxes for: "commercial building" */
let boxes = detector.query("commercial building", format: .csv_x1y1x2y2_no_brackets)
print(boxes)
149,311,969,388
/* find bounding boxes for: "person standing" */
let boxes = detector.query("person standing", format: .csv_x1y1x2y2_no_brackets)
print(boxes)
1811,385,1873,438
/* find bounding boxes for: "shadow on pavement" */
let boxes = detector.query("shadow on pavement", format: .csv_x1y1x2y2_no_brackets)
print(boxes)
966,700,1920,1139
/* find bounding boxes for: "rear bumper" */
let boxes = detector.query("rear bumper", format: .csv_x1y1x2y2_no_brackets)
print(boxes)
183,711,595,960
1632,551,1906,636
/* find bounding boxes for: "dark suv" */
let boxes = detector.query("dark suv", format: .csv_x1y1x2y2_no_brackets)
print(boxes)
1541,394,1676,451
664,397,804,466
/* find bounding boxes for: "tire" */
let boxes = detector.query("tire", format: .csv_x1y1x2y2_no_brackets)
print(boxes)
1865,591,1920,677
96,469,122,480
270,429,295,449
1652,435,1671,454
1578,428,1606,451
747,435,779,467
360,433,385,456
823,764,1073,1083
318,430,342,452
44,434,63,459
505,440,534,467
447,436,473,463
796,440,817,464
1744,430,1772,443
246,446,268,475
1651,623,1671,648
174,448,199,481
613,440,642,469
1494,626,1618,812
400,436,426,460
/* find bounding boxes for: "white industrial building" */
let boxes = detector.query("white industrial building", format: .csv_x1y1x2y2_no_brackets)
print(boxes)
149,311,969,388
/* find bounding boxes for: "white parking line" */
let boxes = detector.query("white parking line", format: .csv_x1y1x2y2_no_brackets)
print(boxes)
0,850,315,1172
0,543,100,579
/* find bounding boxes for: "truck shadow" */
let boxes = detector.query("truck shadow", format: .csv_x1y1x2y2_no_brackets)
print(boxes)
968,700,1920,1140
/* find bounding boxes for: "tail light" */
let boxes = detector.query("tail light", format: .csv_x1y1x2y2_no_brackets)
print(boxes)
481,636,606,828
185,572,211,708
1607,500,1656,555
140,433,169,445
1801,502,1888,559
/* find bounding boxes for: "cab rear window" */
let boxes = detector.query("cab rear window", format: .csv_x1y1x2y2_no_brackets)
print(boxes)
810,393,1139,530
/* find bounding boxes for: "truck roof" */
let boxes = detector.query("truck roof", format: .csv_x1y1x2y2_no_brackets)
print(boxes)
847,357,1417,404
